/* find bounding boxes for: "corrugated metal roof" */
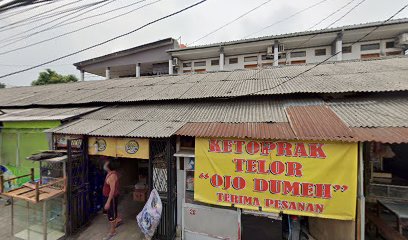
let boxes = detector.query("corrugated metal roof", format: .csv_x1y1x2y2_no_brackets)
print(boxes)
286,105,354,140
0,57,407,107
49,119,185,138
352,127,408,144
176,123,408,144
46,95,408,142
82,98,299,123
329,96,408,127
176,122,296,140
0,107,99,121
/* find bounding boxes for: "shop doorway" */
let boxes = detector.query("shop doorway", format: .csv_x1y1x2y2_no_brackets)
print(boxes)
87,155,149,237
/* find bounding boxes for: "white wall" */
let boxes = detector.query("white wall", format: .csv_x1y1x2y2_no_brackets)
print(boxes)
179,38,404,73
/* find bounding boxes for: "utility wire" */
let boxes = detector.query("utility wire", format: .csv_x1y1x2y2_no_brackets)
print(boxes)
0,0,111,39
0,0,117,46
0,0,51,13
0,0,209,79
244,0,331,39
241,3,408,97
275,0,367,65
0,0,84,30
0,0,145,45
0,0,56,21
224,0,366,95
0,0,160,55
188,0,273,46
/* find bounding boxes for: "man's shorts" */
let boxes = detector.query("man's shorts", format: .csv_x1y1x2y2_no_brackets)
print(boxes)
106,196,119,222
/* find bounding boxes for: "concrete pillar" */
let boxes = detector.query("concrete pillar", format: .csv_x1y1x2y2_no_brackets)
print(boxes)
169,59,174,75
136,63,141,78
79,70,85,81
273,40,279,66
336,32,343,61
219,47,225,71
105,67,111,80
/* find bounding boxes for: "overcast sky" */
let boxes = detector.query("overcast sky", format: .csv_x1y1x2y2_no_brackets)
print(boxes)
0,0,407,86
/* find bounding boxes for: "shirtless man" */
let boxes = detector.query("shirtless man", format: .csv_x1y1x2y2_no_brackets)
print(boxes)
103,159,122,240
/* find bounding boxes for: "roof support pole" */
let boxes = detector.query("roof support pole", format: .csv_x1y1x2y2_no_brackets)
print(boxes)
136,63,141,78
219,47,224,71
169,59,174,75
79,70,85,81
105,67,111,80
273,40,279,66
358,142,365,240
336,32,343,61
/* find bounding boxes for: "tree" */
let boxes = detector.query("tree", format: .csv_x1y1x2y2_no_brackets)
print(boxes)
32,69,78,86
0,83,5,88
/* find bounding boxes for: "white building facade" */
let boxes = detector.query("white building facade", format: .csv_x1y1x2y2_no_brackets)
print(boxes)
168,19,408,73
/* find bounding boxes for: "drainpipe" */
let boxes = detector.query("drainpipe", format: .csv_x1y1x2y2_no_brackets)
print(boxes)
358,142,365,240
219,47,225,71
169,59,174,75
105,67,111,80
273,40,279,66
136,63,141,78
79,70,85,81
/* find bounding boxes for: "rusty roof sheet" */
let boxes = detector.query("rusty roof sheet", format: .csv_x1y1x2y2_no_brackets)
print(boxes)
286,105,354,140
176,123,408,144
352,127,408,144
0,57,407,107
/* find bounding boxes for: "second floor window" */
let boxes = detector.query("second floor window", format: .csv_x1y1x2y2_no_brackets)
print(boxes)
342,46,352,53
183,62,192,68
386,41,395,49
244,56,258,62
229,58,238,64
315,49,326,56
194,61,206,67
290,51,306,58
360,43,380,51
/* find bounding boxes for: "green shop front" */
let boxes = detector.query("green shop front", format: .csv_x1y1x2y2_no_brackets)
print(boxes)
0,107,98,240
0,120,59,187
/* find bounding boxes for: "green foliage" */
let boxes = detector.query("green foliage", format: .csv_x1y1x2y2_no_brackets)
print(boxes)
31,69,78,86
0,82,5,88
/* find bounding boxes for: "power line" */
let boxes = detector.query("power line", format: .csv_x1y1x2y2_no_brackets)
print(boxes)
242,3,408,97
188,0,273,46
258,0,367,69
224,0,366,95
0,0,117,47
0,0,209,79
0,0,85,31
0,0,160,55
0,0,112,41
0,0,51,13
305,0,357,31
0,0,56,21
0,0,146,46
243,0,331,39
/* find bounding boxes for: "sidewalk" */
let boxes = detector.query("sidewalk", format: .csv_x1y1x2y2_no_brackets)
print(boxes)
68,193,145,240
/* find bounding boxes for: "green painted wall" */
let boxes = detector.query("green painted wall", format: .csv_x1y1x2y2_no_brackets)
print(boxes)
3,120,60,129
0,121,60,186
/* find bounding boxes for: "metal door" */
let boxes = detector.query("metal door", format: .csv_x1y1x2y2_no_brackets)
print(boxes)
149,138,177,240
